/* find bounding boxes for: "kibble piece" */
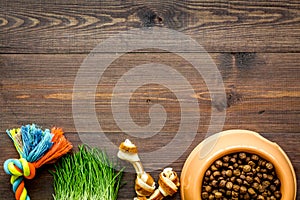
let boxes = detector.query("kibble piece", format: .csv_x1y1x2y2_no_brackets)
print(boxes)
221,170,226,177
261,168,267,173
267,174,273,181
244,193,250,200
246,176,253,183
269,184,276,192
259,160,266,167
258,184,265,193
223,155,230,162
232,191,239,198
266,162,274,170
248,188,256,196
205,170,211,176
233,184,240,192
230,157,236,164
223,162,229,168
248,160,256,167
257,195,265,200
233,163,239,169
215,160,223,168
225,190,231,196
239,152,247,160
219,180,226,188
262,191,268,197
211,165,218,171
243,165,252,173
208,194,214,200
252,182,259,189
274,178,280,186
211,180,218,187
240,174,246,179
251,154,259,161
236,178,242,185
254,176,261,183
205,185,212,192
245,156,251,163
202,192,209,199
243,180,250,186
246,171,253,176
215,192,222,199
263,173,268,179
230,176,236,182
262,180,271,187
240,186,247,194
233,169,241,176
225,169,232,177
256,166,261,172
274,191,282,199
257,173,263,179
213,171,221,177
239,165,245,171
226,181,233,190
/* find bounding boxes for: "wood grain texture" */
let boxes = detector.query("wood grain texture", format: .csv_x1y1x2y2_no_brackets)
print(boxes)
0,53,299,133
1,1,300,199
0,52,299,199
0,0,300,53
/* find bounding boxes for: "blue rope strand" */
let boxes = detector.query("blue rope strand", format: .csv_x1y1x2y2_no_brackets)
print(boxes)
20,124,54,162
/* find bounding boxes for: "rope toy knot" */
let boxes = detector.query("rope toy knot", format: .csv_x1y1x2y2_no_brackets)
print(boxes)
3,158,35,200
4,158,36,179
3,124,73,200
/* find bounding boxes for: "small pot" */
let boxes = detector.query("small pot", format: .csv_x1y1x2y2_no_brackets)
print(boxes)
180,129,297,200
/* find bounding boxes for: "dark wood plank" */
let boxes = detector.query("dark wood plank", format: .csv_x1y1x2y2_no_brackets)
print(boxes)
0,52,299,199
0,53,299,133
0,0,299,53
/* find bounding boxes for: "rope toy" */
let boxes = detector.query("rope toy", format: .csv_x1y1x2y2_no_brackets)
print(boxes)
118,139,180,200
3,124,73,200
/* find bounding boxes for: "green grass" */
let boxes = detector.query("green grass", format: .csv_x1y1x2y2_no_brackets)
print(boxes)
51,145,124,200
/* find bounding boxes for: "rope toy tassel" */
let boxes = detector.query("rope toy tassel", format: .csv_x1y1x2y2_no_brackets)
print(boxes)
3,124,73,200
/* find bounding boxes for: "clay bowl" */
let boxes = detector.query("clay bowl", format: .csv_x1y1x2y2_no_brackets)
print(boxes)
180,129,296,200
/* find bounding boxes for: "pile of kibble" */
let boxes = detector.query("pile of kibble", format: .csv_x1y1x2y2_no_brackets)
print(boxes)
201,152,281,200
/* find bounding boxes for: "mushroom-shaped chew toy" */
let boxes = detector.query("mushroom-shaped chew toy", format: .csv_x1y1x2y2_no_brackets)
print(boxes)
118,139,156,197
148,168,180,200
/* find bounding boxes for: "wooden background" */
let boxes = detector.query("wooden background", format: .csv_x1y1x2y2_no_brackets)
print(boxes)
0,0,299,199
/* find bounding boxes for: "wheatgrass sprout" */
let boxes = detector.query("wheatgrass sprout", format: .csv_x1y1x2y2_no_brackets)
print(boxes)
51,145,124,200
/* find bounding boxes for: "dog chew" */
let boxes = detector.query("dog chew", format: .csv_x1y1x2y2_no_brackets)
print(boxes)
118,139,180,200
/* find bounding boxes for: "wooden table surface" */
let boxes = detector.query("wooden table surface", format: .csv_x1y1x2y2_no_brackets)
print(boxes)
0,1,299,199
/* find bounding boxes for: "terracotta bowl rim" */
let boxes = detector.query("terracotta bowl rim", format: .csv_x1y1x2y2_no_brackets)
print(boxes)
180,129,297,200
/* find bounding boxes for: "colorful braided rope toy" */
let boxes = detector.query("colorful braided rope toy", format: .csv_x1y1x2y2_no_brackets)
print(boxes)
3,124,73,200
